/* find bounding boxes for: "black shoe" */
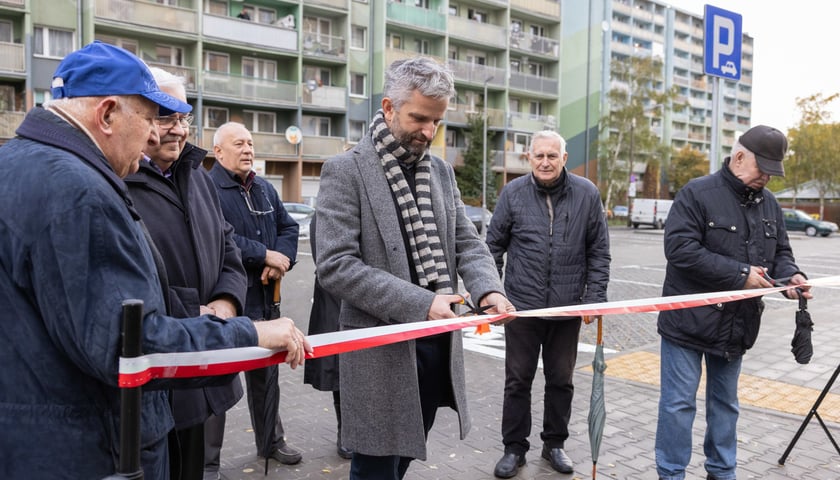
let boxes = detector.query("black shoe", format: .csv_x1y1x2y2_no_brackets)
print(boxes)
268,442,302,465
494,452,525,478
541,445,573,474
337,432,353,459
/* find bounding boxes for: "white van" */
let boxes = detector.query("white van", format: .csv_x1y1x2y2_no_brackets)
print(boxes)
630,198,674,229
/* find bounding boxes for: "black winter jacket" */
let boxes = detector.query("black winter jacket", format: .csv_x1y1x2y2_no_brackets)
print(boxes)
486,170,610,315
125,143,246,428
658,159,804,358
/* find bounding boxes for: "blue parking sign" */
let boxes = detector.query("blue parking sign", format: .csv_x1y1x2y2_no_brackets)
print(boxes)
704,4,742,80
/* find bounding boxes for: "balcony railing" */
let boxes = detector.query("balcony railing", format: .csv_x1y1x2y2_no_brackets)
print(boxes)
0,0,24,7
386,2,445,32
302,33,346,60
0,42,24,73
0,111,25,139
147,62,196,91
302,135,345,157
510,0,560,18
508,112,553,131
493,151,530,174
203,14,297,51
509,72,558,95
302,85,347,110
385,49,446,69
510,31,559,58
201,128,297,156
202,72,298,107
448,16,506,49
445,104,505,128
304,0,347,10
95,0,197,33
447,60,506,87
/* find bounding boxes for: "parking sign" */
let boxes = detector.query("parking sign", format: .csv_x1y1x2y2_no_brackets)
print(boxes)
704,4,742,80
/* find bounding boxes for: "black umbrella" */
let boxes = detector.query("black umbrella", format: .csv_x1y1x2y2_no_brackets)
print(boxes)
262,279,283,475
588,316,607,479
791,288,814,364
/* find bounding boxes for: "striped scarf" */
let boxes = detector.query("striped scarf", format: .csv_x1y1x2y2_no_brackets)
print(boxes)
370,109,453,294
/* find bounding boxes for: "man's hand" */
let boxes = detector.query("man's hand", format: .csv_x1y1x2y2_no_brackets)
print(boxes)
744,266,774,289
428,294,463,320
265,249,291,272
253,317,312,369
206,297,237,319
480,292,516,325
786,273,813,300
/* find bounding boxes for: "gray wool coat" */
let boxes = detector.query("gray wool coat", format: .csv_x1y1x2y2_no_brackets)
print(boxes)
315,136,505,460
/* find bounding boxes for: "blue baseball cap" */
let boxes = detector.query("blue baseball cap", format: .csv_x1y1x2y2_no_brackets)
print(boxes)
51,41,192,116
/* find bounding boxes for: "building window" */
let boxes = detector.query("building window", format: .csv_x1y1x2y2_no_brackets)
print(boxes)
529,101,543,119
207,0,226,15
350,73,366,96
243,57,277,80
34,26,73,58
0,20,12,42
303,66,331,87
241,6,276,24
414,39,430,55
467,9,486,23
204,52,229,73
204,107,228,128
351,25,367,50
448,5,458,16
155,45,183,66
387,34,402,49
302,115,331,136
348,120,366,143
243,110,276,133
95,35,138,55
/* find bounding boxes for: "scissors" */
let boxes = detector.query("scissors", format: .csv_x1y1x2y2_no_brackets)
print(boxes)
456,293,493,316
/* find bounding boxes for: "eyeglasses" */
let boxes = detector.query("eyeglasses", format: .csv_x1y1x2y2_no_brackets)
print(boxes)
154,114,194,130
241,188,275,216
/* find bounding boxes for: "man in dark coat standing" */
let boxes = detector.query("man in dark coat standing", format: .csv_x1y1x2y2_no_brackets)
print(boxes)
208,122,303,471
486,130,610,478
125,68,246,480
655,125,811,480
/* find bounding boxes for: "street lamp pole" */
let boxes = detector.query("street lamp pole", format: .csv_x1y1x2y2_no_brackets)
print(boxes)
482,75,494,235
626,117,635,227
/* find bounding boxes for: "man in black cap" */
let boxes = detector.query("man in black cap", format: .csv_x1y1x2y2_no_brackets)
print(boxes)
654,125,812,480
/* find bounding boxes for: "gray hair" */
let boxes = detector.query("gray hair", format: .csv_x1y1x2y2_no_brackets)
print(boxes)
213,121,248,147
530,130,567,155
148,67,186,98
383,57,455,110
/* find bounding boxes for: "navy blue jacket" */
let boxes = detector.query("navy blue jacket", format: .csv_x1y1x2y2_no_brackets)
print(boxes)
208,162,299,320
125,144,246,429
486,170,611,314
658,159,805,358
0,108,259,479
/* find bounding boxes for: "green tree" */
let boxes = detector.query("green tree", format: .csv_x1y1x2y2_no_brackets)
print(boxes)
786,92,840,218
598,55,680,211
455,111,498,209
668,145,708,194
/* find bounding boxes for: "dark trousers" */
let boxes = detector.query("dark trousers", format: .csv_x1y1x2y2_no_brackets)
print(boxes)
501,316,581,455
203,412,227,472
349,335,450,480
245,364,286,455
168,423,204,480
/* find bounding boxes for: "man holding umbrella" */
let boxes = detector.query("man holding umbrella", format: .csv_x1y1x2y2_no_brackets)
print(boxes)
208,122,303,476
655,125,811,480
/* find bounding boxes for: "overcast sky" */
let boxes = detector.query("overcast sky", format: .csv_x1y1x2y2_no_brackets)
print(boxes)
662,0,840,132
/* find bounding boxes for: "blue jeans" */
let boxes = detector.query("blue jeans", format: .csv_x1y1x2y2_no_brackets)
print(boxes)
655,337,741,480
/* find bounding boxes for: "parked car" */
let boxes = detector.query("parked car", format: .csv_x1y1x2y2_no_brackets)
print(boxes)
283,202,315,238
612,205,629,218
782,208,838,237
464,205,493,234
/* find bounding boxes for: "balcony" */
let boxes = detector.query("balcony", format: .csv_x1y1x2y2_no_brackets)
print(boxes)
444,104,505,128
302,135,345,158
0,0,24,7
302,33,346,60
448,16,506,49
494,151,530,174
386,2,445,33
447,60,506,87
507,112,553,131
147,62,196,91
0,42,24,73
200,128,296,156
510,0,560,18
202,72,298,107
385,49,445,68
508,72,558,95
510,32,559,58
304,0,347,10
0,111,24,139
302,85,347,110
203,14,297,52
95,0,197,34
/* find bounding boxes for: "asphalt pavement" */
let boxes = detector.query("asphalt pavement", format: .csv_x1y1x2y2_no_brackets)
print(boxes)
211,227,840,480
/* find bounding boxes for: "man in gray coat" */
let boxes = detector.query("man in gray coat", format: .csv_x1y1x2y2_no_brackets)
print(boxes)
315,57,515,480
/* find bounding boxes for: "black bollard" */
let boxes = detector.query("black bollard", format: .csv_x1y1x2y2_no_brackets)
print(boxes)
116,299,144,479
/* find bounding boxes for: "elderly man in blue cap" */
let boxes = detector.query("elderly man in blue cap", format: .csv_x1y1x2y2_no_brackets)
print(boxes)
0,41,311,480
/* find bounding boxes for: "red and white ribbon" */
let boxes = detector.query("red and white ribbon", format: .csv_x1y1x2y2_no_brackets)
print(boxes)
118,276,839,388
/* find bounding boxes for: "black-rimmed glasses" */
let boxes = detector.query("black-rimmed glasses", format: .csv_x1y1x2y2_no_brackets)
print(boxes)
154,113,194,130
240,188,275,216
